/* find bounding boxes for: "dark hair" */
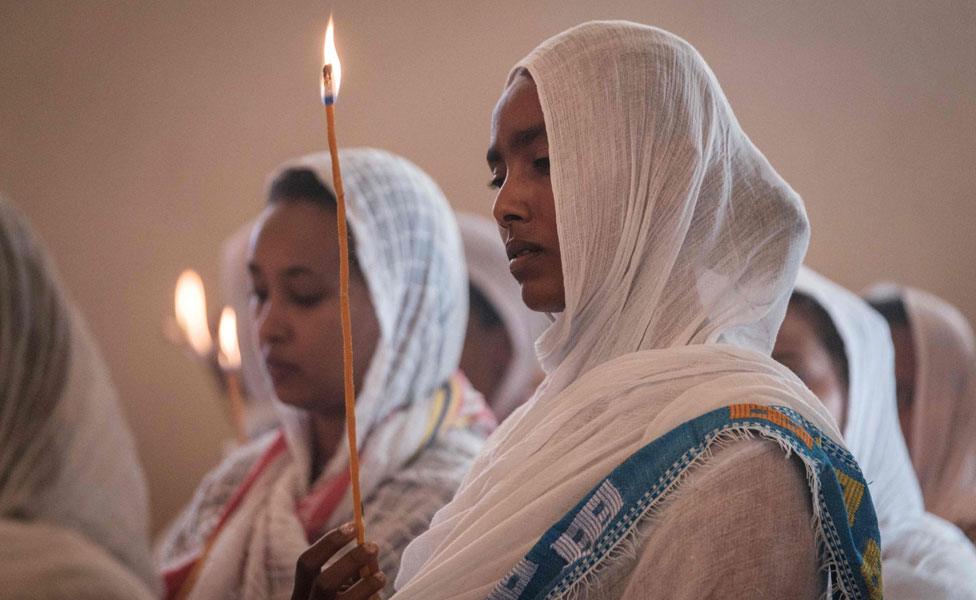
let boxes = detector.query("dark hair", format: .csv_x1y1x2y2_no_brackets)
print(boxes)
268,168,336,208
267,167,360,272
791,292,850,389
867,296,909,329
469,283,504,329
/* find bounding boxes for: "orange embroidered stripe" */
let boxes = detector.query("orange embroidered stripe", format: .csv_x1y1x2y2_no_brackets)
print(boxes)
728,404,814,448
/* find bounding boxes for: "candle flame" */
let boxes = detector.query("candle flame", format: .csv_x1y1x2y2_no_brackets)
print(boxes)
217,306,242,370
321,15,341,104
175,270,213,356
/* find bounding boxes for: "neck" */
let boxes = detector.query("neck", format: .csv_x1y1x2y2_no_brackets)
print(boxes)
309,412,346,484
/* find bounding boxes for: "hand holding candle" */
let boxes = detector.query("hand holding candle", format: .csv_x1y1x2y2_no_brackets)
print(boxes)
321,15,366,546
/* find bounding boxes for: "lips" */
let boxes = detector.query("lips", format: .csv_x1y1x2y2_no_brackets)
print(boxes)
505,239,543,260
505,238,544,278
264,357,301,384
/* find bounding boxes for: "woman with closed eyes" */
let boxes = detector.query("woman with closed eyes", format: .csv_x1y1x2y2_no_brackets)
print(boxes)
156,149,495,600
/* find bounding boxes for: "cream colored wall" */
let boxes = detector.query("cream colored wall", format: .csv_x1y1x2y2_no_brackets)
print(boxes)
2,1,973,533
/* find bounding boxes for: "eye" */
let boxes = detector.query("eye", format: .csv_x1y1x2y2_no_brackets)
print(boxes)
250,286,268,305
533,157,550,176
291,293,325,308
487,175,505,190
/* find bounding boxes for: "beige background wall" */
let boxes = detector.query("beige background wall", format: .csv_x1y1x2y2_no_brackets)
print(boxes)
2,1,973,533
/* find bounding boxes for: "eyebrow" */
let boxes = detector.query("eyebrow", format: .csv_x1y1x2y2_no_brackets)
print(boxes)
486,124,547,165
247,262,318,279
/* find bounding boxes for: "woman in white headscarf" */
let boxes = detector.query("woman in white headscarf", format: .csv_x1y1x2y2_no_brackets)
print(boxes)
156,149,495,600
0,198,157,599
302,21,881,600
219,211,546,434
457,213,546,421
775,268,976,598
864,284,976,542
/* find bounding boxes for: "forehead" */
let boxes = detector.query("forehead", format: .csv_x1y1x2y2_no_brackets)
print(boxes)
249,201,338,267
490,74,545,143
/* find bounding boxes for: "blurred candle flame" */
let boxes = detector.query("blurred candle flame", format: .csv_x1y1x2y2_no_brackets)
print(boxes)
217,306,241,370
321,15,341,104
175,269,213,356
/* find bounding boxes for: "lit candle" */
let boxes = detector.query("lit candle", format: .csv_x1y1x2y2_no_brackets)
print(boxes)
174,269,213,356
217,306,248,443
321,15,366,545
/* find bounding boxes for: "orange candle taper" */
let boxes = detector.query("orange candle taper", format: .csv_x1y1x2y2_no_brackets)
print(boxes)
321,15,365,546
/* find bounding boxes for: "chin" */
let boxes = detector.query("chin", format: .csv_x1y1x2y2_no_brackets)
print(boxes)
521,285,565,313
273,391,313,411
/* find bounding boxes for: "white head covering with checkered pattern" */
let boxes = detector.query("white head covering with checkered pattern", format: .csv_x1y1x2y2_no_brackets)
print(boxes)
184,148,474,600
269,147,469,494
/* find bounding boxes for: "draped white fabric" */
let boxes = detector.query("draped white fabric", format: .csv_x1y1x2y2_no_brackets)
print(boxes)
0,199,157,591
457,213,547,420
794,268,976,597
395,21,841,598
181,148,472,600
794,269,924,531
269,148,468,493
865,284,976,529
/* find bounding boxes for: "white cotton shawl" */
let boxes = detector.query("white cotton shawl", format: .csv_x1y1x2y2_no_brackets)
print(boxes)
794,268,976,598
864,284,976,530
457,213,547,420
395,21,842,598
184,148,470,600
0,199,157,592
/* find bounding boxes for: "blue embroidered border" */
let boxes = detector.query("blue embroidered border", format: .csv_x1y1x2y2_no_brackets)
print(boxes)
487,404,882,600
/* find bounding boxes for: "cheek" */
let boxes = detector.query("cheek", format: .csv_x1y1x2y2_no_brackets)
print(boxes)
348,283,381,381
305,306,344,370
542,253,566,311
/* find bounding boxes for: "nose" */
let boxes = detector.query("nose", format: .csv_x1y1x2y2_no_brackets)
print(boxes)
255,295,291,348
492,175,530,231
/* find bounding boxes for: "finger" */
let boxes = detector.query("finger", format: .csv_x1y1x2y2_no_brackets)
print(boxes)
339,572,386,600
292,523,356,600
312,542,378,594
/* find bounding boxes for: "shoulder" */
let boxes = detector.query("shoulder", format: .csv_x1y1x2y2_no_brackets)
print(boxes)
154,430,281,565
384,425,485,495
0,520,156,600
364,427,485,585
620,437,822,599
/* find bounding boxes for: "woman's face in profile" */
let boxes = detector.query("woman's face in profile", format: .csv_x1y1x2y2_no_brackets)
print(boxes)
247,200,379,414
487,73,565,313
773,299,849,430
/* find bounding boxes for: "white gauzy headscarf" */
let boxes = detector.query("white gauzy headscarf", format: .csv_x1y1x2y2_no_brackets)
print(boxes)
794,268,976,597
0,199,157,592
395,22,840,598
864,284,976,529
186,148,471,600
457,213,547,420
269,148,469,490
